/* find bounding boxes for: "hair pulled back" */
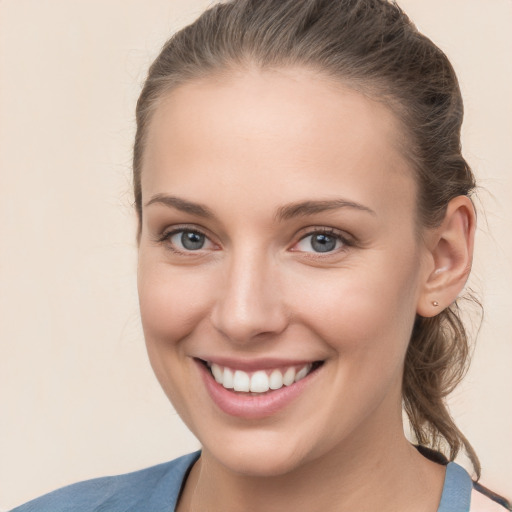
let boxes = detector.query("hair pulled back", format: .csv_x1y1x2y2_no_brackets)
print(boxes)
134,0,480,477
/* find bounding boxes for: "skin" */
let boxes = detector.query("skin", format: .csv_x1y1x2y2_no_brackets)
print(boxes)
137,67,475,512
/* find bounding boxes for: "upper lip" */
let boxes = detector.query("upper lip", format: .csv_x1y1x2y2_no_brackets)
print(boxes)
195,356,322,372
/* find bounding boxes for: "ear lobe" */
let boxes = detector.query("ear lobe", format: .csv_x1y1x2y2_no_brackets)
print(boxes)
416,196,476,318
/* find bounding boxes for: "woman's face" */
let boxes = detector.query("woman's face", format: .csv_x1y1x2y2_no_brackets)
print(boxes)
137,68,432,476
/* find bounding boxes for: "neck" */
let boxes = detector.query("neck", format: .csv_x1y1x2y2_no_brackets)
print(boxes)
178,419,446,512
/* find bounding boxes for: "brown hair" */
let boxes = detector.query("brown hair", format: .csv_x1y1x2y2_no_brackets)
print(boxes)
134,0,480,477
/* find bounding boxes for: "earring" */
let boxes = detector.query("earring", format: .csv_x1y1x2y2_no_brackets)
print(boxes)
432,301,439,307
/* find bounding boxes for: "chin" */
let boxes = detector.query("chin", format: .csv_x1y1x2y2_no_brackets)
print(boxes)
197,426,320,478
211,444,306,477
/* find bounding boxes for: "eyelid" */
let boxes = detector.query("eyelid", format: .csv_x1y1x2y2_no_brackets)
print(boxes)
289,226,354,254
156,224,219,254
154,224,355,256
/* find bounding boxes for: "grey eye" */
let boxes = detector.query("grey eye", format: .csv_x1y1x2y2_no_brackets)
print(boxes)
181,231,205,250
310,233,337,252
295,232,342,253
170,230,207,251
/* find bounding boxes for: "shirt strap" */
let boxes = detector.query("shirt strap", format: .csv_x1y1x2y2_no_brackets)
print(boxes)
437,462,472,512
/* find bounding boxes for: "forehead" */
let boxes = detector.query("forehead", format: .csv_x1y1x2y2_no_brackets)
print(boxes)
142,67,416,219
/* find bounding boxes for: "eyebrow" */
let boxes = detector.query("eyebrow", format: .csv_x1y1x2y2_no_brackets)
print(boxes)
145,194,214,218
145,194,376,221
274,199,376,221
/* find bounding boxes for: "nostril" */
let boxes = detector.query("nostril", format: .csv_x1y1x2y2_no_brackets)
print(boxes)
210,294,290,343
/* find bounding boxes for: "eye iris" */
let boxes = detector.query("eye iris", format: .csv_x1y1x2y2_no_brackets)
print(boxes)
181,231,205,250
311,233,337,252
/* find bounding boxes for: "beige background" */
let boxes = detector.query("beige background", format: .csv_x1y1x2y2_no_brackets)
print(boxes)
0,0,510,509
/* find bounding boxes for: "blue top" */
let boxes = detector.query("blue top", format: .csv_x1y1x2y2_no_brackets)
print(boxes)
9,452,201,512
8,452,504,512
438,462,472,512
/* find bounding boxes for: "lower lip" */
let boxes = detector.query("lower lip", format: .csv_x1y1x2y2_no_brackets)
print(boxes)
197,360,321,419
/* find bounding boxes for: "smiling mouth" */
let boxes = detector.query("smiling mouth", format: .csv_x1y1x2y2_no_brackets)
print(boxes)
198,359,324,394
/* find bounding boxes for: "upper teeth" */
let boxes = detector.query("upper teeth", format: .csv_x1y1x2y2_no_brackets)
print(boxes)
209,363,313,393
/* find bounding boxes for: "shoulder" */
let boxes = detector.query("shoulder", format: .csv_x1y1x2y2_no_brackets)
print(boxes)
439,462,511,512
9,451,200,512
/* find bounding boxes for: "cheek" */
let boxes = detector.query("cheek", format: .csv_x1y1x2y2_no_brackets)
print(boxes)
288,259,420,358
287,262,420,428
137,257,215,344
137,256,215,421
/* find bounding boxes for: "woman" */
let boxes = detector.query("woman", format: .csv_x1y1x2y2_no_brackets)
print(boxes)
10,0,510,510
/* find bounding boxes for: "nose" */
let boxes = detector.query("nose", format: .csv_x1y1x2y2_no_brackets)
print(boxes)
210,249,289,344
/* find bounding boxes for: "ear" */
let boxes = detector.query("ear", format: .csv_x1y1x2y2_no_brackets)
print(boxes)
416,196,476,318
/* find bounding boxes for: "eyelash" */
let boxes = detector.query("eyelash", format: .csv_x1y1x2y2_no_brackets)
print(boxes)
156,225,354,256
292,227,354,255
156,226,217,255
